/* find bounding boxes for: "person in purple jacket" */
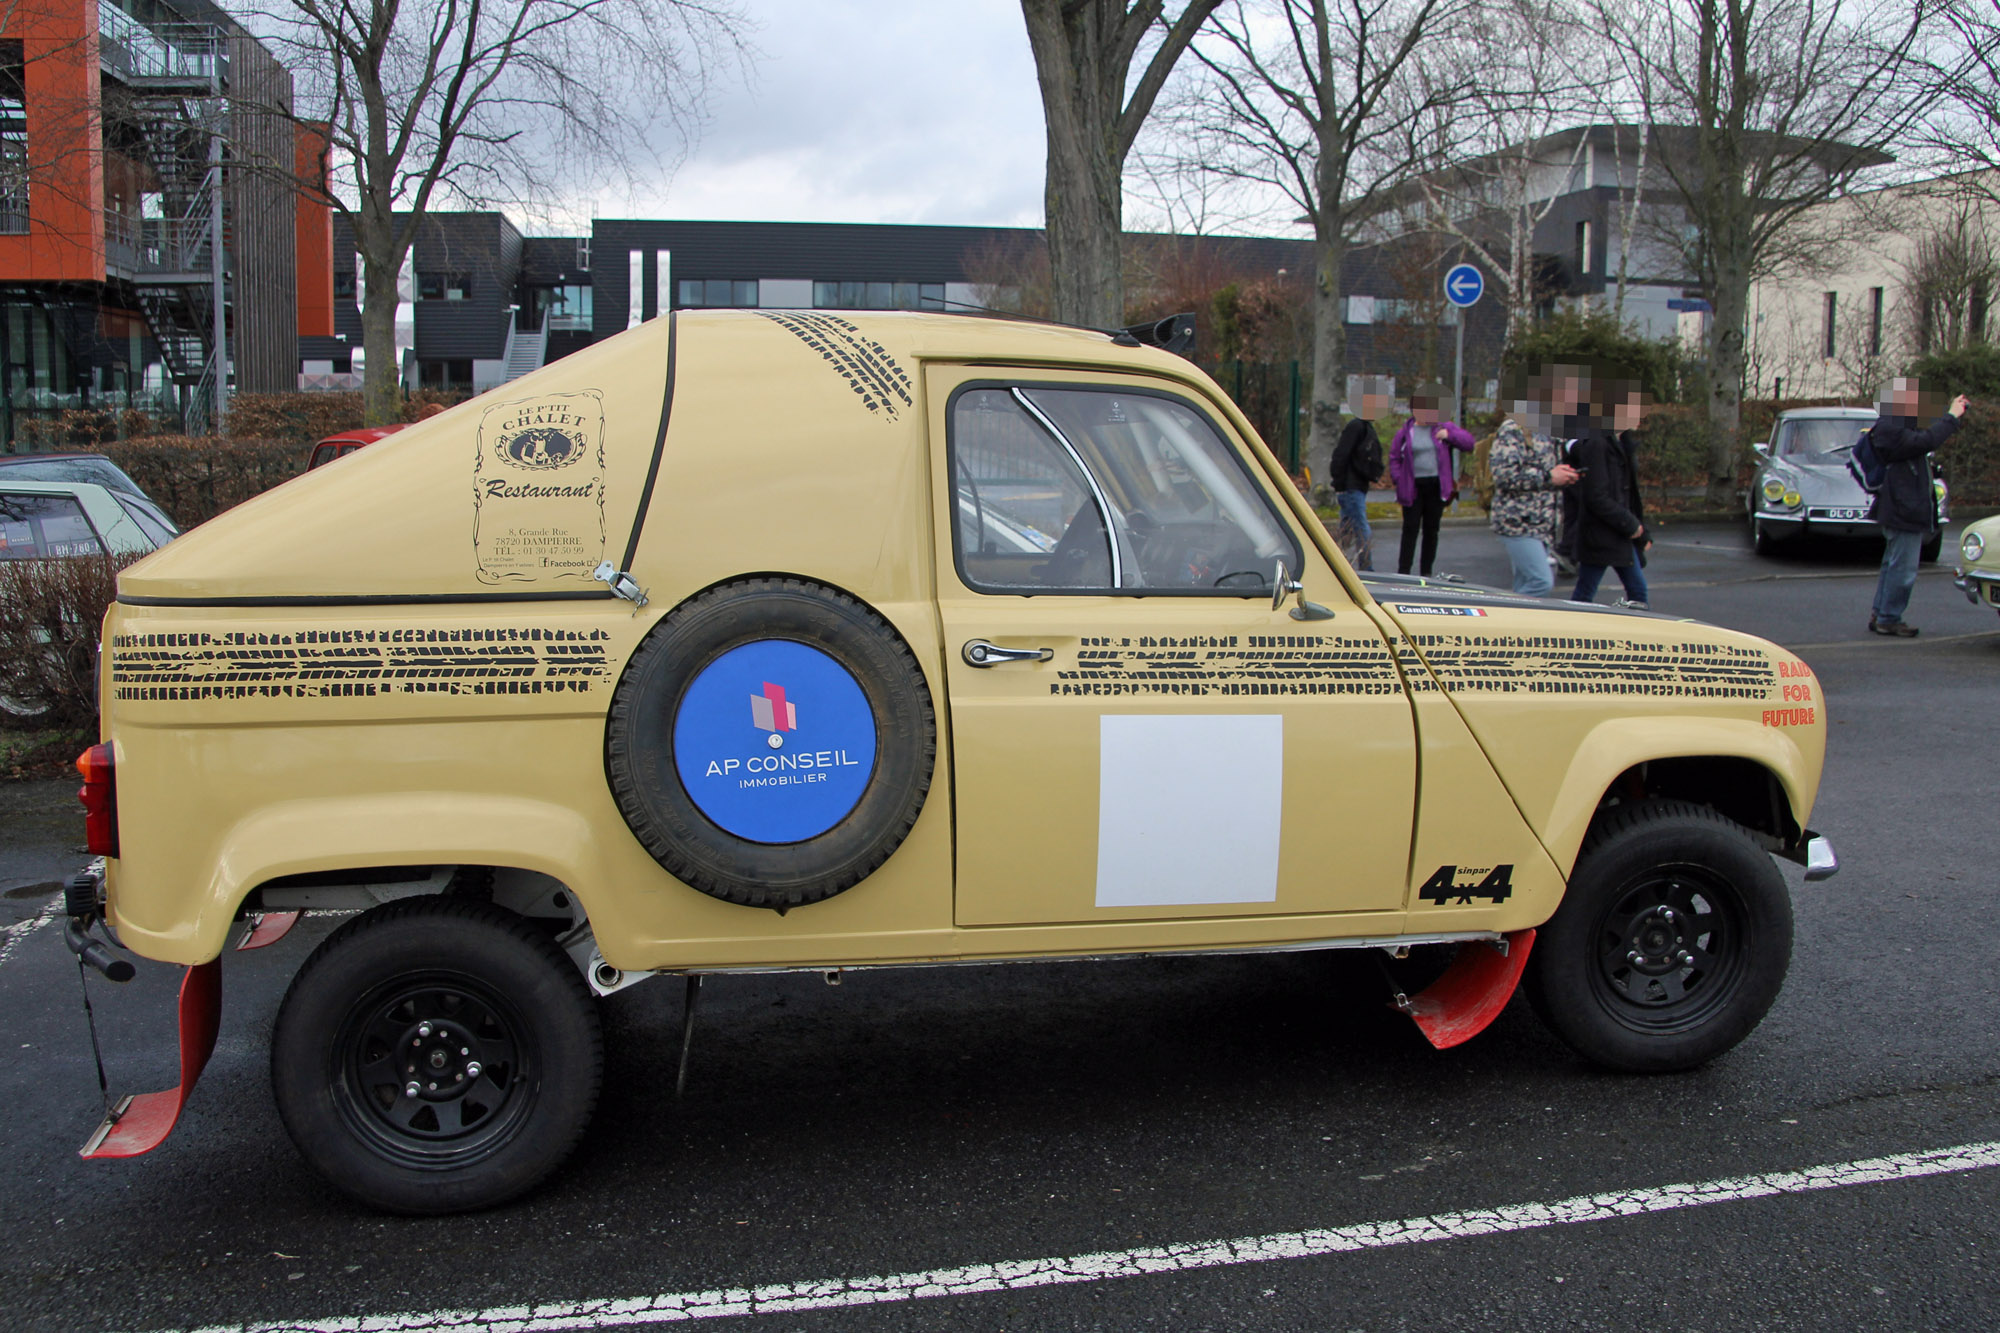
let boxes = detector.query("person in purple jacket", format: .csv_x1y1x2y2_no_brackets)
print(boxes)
1388,384,1477,575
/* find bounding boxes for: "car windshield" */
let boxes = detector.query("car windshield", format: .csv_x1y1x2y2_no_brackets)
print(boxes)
1780,418,1869,462
0,455,150,499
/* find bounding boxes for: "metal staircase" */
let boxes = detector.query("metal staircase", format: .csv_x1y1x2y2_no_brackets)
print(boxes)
502,321,548,382
99,9,229,434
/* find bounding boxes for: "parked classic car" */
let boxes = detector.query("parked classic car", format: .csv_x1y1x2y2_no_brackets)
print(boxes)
1748,407,1945,561
1,478,179,718
1954,514,2000,616
66,311,1835,1214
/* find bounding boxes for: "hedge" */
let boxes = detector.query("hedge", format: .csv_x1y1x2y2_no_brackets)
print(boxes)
99,435,304,529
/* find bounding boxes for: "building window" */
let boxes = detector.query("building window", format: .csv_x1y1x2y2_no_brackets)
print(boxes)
813,281,946,310
1869,287,1883,356
417,273,471,301
677,279,759,308
1973,279,1989,343
1822,292,1837,359
540,284,593,330
333,269,356,300
419,359,473,390
1576,219,1592,276
576,237,591,272
0,40,26,234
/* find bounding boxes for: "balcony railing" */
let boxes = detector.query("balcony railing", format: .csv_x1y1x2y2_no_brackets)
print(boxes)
98,7,227,89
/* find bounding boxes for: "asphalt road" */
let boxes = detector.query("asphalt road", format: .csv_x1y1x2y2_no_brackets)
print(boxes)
3,518,1997,1333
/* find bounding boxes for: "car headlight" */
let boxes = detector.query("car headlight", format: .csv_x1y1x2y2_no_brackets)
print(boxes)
1783,489,1802,508
1761,477,1787,504
1935,478,1950,504
1965,530,1986,563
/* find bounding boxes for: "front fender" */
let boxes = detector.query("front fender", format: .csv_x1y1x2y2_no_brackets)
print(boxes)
1534,716,1819,877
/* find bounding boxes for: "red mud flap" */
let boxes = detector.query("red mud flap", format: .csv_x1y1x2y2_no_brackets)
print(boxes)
79,959,220,1160
1398,929,1535,1050
235,911,300,951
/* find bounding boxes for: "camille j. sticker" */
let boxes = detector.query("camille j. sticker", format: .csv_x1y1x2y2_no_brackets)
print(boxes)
473,391,606,585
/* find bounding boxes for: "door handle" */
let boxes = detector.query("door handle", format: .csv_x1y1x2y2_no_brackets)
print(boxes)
963,639,1054,667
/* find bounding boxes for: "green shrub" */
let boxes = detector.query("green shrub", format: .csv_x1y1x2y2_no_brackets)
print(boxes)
1905,344,2000,399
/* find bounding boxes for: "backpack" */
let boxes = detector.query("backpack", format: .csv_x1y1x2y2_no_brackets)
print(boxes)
1847,428,1887,494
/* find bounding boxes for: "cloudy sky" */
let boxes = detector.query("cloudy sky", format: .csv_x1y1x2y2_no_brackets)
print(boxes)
578,0,1051,229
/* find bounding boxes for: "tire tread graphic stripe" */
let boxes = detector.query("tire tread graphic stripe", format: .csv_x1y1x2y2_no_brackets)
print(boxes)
153,1139,2000,1330
755,312,914,421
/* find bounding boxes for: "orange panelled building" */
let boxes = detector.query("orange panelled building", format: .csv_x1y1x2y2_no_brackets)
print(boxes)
0,0,330,445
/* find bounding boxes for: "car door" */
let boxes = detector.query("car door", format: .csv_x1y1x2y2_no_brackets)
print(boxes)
930,367,1417,929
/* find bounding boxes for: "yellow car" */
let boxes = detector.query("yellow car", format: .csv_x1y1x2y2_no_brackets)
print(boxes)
1954,514,2000,616
65,311,1836,1213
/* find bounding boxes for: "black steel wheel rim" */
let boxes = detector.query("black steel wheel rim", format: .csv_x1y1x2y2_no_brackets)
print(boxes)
330,970,538,1169
1589,863,1749,1033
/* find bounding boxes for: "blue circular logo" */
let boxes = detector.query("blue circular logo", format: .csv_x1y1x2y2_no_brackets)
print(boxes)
673,640,878,844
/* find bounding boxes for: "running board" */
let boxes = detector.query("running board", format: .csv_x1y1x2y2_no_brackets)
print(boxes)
80,959,220,1159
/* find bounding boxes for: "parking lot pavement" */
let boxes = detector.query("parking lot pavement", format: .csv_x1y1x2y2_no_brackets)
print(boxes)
3,519,1997,1333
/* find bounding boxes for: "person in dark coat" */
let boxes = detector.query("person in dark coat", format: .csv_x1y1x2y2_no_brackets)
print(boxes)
1867,377,1968,636
1328,378,1390,570
1567,379,1651,608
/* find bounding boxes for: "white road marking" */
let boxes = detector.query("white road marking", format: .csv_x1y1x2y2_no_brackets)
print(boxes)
159,1138,2000,1332
0,898,61,971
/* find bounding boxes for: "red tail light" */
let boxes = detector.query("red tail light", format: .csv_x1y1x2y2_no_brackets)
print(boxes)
77,743,118,858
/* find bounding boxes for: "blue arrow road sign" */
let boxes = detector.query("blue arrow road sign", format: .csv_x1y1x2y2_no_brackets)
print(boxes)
1444,263,1484,308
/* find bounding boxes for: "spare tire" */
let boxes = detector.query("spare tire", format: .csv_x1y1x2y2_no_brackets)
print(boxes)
605,577,936,908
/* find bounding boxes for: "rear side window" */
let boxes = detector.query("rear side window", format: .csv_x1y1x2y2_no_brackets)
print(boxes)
116,493,178,546
0,493,107,558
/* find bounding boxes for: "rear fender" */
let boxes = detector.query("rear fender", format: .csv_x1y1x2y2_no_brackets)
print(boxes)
111,794,616,965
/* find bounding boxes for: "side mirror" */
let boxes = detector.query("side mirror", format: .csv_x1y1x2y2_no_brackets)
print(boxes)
1752,442,1771,459
1271,559,1303,611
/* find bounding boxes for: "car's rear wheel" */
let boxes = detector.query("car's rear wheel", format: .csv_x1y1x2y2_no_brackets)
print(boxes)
1526,800,1792,1073
271,897,601,1214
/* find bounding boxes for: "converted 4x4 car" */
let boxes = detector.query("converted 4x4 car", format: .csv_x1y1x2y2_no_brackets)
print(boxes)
66,310,1836,1214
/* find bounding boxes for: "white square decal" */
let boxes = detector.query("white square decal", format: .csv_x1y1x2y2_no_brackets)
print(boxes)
1095,714,1283,908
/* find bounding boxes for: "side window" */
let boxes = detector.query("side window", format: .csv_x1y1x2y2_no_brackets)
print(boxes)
1016,387,1299,591
951,388,1110,590
0,493,106,558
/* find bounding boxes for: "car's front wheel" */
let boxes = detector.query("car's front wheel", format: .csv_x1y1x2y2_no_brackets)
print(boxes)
1526,800,1792,1073
271,897,602,1214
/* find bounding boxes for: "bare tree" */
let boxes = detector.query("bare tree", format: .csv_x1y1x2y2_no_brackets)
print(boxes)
1020,0,1225,327
1407,0,1597,344
1621,0,1938,504
1902,200,1999,353
1158,0,1478,477
248,0,742,423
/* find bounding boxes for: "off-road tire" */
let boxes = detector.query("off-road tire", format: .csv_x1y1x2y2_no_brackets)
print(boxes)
1526,800,1792,1073
271,897,602,1214
605,577,936,909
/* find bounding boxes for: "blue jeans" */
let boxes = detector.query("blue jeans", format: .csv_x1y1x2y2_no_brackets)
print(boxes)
1571,560,1648,604
1872,528,1924,624
1498,534,1553,596
1336,490,1373,570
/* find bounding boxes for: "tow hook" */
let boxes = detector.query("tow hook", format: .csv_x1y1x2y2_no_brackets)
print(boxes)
62,867,134,983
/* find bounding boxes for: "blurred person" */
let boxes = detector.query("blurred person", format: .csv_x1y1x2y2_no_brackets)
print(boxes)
1567,375,1652,609
1388,384,1476,576
1488,367,1579,596
1865,376,1968,637
1329,377,1391,570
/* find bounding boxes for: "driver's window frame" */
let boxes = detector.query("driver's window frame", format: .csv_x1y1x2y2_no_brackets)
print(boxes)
944,377,1303,598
